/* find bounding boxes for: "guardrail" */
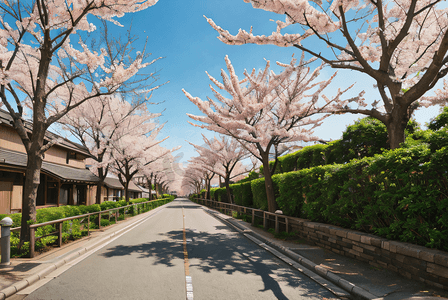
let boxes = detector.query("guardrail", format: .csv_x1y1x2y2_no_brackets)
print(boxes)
1,199,170,258
195,198,290,234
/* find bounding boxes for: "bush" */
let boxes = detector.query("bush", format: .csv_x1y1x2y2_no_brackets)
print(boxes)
100,201,120,211
100,218,110,227
231,181,253,207
117,200,128,207
237,170,260,183
214,187,227,202
61,205,81,217
3,196,174,257
251,178,266,210
292,144,448,251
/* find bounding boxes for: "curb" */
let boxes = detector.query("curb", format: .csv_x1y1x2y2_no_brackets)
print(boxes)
0,204,167,300
203,206,382,300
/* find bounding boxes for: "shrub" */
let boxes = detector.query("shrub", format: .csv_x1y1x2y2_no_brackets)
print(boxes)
250,178,280,210
61,205,81,217
237,170,260,183
231,181,253,207
100,201,120,211
214,187,227,202
100,218,110,227
117,200,128,207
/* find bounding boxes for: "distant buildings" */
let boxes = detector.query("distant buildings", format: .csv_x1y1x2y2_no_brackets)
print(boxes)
0,109,142,214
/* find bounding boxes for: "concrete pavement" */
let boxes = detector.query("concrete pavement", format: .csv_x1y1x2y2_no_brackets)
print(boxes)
1,198,448,299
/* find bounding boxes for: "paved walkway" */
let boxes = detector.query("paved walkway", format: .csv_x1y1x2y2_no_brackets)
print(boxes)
207,208,448,300
1,199,448,299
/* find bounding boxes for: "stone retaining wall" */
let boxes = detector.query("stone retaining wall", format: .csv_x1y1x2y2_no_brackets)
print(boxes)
288,218,448,290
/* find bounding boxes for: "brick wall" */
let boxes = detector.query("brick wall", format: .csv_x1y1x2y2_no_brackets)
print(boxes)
289,218,448,290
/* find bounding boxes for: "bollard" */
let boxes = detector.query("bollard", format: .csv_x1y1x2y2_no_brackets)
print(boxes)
0,217,13,266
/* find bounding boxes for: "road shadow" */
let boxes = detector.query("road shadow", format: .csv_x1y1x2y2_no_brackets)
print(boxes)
100,228,333,299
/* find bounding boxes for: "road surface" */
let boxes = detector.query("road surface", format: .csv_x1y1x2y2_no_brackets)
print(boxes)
21,198,338,300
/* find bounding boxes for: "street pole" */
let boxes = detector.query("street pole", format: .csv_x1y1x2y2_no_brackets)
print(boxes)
0,217,13,266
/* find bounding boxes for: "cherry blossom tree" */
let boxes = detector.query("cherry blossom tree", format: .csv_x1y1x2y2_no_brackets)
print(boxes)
187,156,217,199
110,119,178,202
206,0,448,149
189,135,250,203
182,164,205,195
62,94,159,204
0,0,159,244
141,152,183,197
184,55,357,212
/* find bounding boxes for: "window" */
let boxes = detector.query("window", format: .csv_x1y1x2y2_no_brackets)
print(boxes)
66,151,76,164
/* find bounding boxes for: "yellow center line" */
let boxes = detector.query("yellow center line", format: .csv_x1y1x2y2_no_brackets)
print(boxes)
182,207,193,300
183,207,190,276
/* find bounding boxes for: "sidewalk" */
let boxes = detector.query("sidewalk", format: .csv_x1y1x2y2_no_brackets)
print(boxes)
0,204,167,299
204,207,448,300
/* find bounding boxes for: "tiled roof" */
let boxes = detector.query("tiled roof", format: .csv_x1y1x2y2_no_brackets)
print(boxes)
0,108,90,157
104,177,141,192
0,148,99,183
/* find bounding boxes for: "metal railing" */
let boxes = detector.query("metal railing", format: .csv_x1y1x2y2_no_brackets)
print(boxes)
1,198,170,258
195,198,291,234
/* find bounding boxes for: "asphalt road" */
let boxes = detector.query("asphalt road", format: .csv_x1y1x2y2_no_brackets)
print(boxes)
22,199,338,300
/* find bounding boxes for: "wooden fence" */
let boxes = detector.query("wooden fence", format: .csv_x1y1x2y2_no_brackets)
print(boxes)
1,199,170,258
195,198,290,234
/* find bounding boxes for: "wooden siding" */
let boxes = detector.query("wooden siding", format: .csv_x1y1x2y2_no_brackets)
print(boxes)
0,125,26,153
87,185,95,206
11,185,22,210
45,146,86,169
1,124,86,169
0,181,12,214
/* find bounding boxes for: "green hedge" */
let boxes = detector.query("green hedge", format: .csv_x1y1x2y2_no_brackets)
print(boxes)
231,182,253,207
0,197,173,257
196,143,448,251
274,144,448,251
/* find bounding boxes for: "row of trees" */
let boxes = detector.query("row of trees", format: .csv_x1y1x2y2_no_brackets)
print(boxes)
182,134,253,203
184,0,448,212
0,0,181,248
61,93,180,203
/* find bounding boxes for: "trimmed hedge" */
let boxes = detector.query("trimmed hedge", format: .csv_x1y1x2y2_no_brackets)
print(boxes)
256,144,448,251
0,197,174,257
192,143,448,251
231,182,253,207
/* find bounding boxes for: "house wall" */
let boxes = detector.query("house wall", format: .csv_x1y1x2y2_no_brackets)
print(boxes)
0,125,26,153
1,124,86,169
45,146,85,169
0,171,23,214
0,181,12,214
86,185,96,206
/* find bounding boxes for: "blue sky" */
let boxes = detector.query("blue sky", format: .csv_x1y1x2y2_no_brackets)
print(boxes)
116,0,442,165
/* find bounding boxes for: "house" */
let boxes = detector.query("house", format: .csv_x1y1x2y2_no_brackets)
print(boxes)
0,109,99,214
136,184,151,199
103,177,142,201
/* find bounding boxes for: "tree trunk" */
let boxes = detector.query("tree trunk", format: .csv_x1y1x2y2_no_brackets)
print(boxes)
20,152,43,245
95,180,104,204
386,106,409,149
225,176,233,204
95,160,107,204
261,153,277,213
206,178,211,200
124,180,130,202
